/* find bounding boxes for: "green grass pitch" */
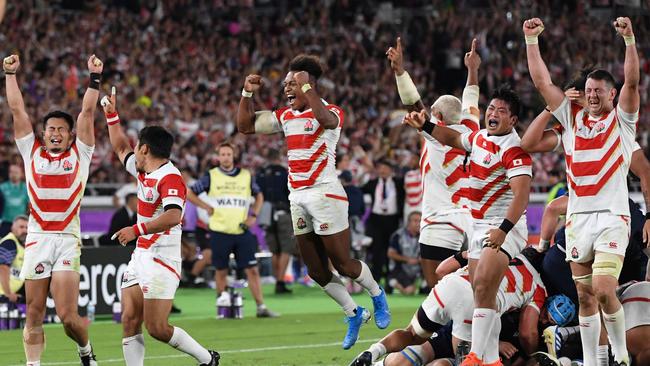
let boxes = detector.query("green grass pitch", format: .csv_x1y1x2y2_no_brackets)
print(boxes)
0,285,424,365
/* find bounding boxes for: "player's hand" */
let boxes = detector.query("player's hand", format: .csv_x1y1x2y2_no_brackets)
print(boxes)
564,87,582,101
485,227,507,249
6,292,19,303
113,226,136,246
613,17,634,38
642,219,650,245
204,205,214,216
293,71,309,88
464,38,481,70
243,74,263,93
88,54,103,74
101,86,117,115
499,341,518,359
402,109,427,130
407,257,420,265
245,216,257,228
523,18,545,37
3,54,19,74
386,37,405,75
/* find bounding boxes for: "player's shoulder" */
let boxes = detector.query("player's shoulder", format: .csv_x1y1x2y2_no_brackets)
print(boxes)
273,106,292,122
156,162,183,180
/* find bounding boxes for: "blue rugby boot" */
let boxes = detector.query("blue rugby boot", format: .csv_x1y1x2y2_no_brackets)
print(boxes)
342,306,370,350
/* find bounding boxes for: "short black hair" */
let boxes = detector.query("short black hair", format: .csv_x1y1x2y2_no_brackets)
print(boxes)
586,69,616,89
564,65,595,91
138,126,174,159
42,110,74,130
491,85,521,118
289,54,323,80
125,193,137,202
267,148,281,161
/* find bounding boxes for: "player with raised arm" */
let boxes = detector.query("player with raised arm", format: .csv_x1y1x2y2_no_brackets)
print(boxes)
101,88,219,366
236,55,390,349
386,37,480,289
524,16,640,366
403,84,532,366
4,53,100,366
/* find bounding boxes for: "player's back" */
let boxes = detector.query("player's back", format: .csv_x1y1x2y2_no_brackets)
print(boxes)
496,255,547,314
274,102,344,191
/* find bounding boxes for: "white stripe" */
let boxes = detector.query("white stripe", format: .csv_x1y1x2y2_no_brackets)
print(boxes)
7,339,374,366
106,115,120,123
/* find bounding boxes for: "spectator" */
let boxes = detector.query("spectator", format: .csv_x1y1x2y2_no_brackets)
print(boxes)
0,215,28,303
112,175,137,208
0,164,28,236
255,148,295,294
100,193,137,246
387,211,421,295
362,159,405,283
402,154,423,223
187,142,278,317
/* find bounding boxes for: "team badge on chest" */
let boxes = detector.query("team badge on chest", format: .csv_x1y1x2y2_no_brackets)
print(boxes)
62,160,73,171
145,189,154,201
482,154,492,165
304,120,313,132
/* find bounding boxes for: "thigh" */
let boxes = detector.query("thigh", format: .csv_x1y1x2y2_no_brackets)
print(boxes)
24,278,50,321
593,213,630,257
121,283,144,318
565,213,596,263
235,232,259,269
320,228,353,266
52,235,81,273
143,298,172,326
50,270,81,316
296,232,329,274
211,232,234,270
468,223,489,260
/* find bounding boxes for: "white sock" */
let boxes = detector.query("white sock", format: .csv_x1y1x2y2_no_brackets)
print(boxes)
596,344,609,366
122,334,145,366
483,317,501,363
77,341,92,356
168,326,211,364
469,308,496,359
368,342,387,361
602,307,629,363
322,274,358,317
354,261,382,297
257,303,267,311
579,313,601,366
26,362,40,366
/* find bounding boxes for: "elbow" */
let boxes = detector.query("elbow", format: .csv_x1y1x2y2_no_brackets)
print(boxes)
236,121,255,135
520,139,533,152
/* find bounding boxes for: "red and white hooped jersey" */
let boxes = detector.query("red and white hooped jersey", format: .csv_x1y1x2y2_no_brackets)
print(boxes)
460,129,532,220
552,97,637,217
271,100,343,191
16,134,93,238
403,168,423,215
125,155,186,260
420,112,479,223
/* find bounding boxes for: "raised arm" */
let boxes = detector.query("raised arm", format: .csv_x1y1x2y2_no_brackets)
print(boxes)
3,55,33,138
293,71,339,129
236,75,281,135
77,55,103,147
520,109,558,152
629,149,650,243
463,38,481,121
386,37,428,115
402,110,465,151
101,86,133,164
523,18,565,110
614,17,640,114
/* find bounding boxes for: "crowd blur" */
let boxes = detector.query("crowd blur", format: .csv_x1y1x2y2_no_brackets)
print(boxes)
0,0,648,190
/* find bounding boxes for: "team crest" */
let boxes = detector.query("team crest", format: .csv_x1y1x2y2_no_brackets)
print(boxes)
571,247,578,259
594,122,606,132
62,160,73,171
297,218,307,229
145,190,154,201
304,120,313,132
319,223,329,231
35,263,44,274
482,154,492,165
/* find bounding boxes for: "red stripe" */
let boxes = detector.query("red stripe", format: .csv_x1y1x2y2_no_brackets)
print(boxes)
568,155,624,196
445,166,468,186
290,157,328,189
443,149,465,166
475,134,500,153
286,126,324,150
451,187,471,204
325,193,348,202
424,163,431,175
419,148,428,171
460,118,479,132
575,113,617,150
433,288,445,308
469,174,507,202
138,196,163,218
28,183,82,213
568,139,620,177
288,143,327,173
471,184,510,219
25,241,37,248
405,181,421,188
30,157,80,189
513,263,533,292
30,202,80,231
422,218,464,234
137,233,161,249
406,191,422,198
469,161,503,180
621,297,650,304
153,257,181,280
504,269,516,293
463,319,472,324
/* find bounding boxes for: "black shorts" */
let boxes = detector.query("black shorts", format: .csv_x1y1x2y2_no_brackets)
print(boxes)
420,244,458,261
196,227,211,251
210,231,258,270
427,322,454,359
266,211,297,254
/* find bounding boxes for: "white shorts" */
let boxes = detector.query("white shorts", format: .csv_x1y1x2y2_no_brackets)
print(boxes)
410,274,473,341
565,212,629,263
20,233,81,280
121,249,181,299
419,212,473,251
289,181,349,236
468,216,528,260
620,282,650,331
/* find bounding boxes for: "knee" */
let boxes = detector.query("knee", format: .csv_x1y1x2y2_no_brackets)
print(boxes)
332,259,356,278
121,312,142,334
245,266,260,277
145,321,171,342
576,286,598,310
25,303,46,323
593,284,615,307
308,269,331,287
58,310,79,330
472,279,491,302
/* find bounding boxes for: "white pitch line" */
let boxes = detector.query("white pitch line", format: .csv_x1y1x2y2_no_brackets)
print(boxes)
7,339,374,366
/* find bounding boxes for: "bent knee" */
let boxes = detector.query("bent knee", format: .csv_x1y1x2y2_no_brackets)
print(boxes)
145,322,172,342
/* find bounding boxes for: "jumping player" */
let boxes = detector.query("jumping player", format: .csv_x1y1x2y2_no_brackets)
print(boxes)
102,88,219,366
524,16,639,365
4,54,100,366
236,54,390,349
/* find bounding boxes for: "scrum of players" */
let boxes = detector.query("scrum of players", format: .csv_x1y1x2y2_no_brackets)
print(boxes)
2,11,650,366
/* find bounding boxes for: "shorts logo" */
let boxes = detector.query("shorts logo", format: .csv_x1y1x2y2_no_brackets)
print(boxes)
608,242,618,249
62,259,71,266
145,190,154,201
62,160,73,171
571,247,579,259
297,218,307,229
482,154,492,165
141,285,148,294
304,121,313,132
122,273,129,283
34,263,44,274
320,223,329,231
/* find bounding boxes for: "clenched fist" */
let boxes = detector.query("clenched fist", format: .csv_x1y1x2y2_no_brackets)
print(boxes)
3,54,19,74
243,74,263,93
613,17,634,38
523,18,545,37
88,54,103,73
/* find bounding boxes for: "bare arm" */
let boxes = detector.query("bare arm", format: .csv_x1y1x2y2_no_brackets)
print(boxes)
539,195,568,243
3,55,33,138
76,55,103,147
293,71,339,129
518,306,540,355
101,87,133,163
236,75,260,134
520,109,558,152
187,189,213,215
505,175,531,226
614,17,640,114
402,110,465,150
251,192,263,217
434,251,467,279
630,149,650,244
523,18,565,110
0,265,14,299
143,208,182,234
386,37,430,116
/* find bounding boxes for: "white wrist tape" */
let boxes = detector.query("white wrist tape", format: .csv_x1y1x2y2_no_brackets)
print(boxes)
242,89,253,98
525,35,539,45
395,71,421,105
462,85,479,112
624,35,635,46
